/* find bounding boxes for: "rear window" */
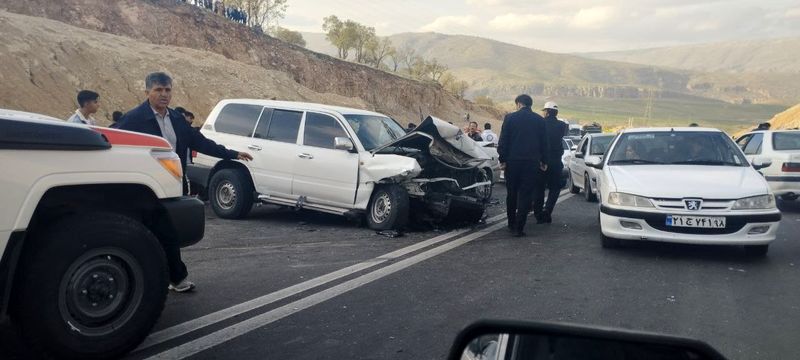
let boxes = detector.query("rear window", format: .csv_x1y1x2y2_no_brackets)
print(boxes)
265,109,302,143
773,132,800,150
214,104,263,137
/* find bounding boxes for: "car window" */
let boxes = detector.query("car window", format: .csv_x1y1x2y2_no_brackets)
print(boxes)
579,138,588,154
214,103,263,137
590,136,614,155
773,132,800,150
562,139,569,150
743,133,763,155
262,109,302,143
303,112,348,149
344,114,406,151
735,134,752,150
608,131,748,166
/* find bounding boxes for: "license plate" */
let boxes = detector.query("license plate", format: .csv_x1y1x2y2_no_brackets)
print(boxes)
666,215,726,228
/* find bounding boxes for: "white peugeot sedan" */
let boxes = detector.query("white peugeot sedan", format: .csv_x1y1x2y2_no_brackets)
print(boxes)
586,128,781,256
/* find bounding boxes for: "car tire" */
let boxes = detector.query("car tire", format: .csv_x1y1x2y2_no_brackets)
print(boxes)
744,244,769,257
568,173,580,194
366,184,410,231
13,213,168,359
209,168,254,219
584,174,598,202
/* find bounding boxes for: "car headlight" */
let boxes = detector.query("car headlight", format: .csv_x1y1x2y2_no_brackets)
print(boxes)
607,192,654,208
732,195,776,210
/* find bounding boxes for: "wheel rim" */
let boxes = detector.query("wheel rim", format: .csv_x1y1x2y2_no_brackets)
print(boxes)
58,248,144,337
217,181,237,210
474,169,492,201
371,193,392,224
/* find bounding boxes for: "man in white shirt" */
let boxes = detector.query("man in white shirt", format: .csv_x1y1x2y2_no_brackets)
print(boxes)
66,90,100,125
482,122,499,144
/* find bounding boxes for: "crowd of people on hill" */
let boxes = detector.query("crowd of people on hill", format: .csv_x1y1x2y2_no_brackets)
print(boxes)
177,0,249,25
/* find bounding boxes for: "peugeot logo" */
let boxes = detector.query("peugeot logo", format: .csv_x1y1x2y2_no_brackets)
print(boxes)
684,199,703,211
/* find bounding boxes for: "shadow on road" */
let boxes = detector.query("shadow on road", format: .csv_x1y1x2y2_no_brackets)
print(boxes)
606,241,771,264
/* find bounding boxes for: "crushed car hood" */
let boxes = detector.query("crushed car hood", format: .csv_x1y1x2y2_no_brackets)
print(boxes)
371,116,492,168
608,165,770,199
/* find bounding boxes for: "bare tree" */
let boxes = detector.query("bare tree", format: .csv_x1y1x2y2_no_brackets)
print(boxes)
227,0,288,30
365,37,394,68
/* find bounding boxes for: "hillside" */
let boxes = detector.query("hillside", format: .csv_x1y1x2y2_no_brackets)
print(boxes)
303,32,800,106
582,38,800,74
0,10,369,126
769,103,800,130
0,0,492,125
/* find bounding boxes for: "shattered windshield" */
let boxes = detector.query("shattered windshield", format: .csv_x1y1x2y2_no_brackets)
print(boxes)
344,114,407,151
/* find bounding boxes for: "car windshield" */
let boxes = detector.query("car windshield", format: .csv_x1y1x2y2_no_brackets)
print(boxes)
589,135,614,155
773,132,800,150
562,139,570,150
607,131,748,166
568,128,582,136
344,114,407,151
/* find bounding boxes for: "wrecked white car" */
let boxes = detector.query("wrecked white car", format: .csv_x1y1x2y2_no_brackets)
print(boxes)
188,100,496,230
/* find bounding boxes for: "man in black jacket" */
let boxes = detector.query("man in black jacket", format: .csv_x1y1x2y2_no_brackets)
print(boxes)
533,101,568,224
497,94,548,237
118,72,252,292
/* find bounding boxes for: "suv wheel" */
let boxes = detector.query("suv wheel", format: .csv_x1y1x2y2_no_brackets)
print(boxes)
568,173,580,194
209,168,254,219
367,184,410,231
584,174,598,202
13,213,168,359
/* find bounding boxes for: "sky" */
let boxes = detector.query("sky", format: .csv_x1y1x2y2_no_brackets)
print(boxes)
281,0,800,53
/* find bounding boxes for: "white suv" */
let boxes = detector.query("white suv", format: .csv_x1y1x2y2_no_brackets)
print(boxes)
735,130,800,201
188,100,495,230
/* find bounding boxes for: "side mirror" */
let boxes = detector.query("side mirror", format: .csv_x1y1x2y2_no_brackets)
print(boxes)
448,320,728,360
334,137,355,151
752,156,772,170
570,145,578,151
575,152,584,159
585,155,603,169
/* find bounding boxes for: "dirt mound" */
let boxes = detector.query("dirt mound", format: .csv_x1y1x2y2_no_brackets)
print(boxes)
0,0,492,125
769,103,800,130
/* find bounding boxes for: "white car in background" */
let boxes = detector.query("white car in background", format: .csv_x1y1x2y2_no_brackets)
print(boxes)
588,128,781,256
735,130,800,201
567,133,615,201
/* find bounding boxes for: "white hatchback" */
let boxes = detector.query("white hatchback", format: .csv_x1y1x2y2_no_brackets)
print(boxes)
735,130,800,201
588,128,781,256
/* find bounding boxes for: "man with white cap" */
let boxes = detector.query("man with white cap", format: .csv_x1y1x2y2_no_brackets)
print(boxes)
533,101,568,224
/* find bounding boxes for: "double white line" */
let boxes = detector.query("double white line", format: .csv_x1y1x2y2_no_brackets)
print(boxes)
137,191,573,359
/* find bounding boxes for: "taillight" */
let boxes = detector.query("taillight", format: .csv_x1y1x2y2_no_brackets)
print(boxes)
782,162,800,172
152,150,183,179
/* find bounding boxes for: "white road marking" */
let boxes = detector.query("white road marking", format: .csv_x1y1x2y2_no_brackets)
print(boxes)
144,193,574,359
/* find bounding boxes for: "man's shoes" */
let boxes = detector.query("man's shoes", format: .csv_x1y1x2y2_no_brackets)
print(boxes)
534,213,546,224
169,279,196,293
512,230,526,237
507,221,515,230
543,212,553,224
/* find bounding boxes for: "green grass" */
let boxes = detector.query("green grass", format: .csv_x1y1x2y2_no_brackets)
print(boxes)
499,97,788,133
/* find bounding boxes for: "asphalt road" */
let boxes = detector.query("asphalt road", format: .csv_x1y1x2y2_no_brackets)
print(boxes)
2,185,800,359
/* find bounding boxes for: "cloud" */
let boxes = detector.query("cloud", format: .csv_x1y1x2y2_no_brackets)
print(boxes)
419,15,478,32
488,13,562,31
569,6,617,29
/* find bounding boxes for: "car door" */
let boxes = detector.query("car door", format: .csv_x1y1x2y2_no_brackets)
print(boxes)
251,107,303,198
292,111,359,208
571,137,589,188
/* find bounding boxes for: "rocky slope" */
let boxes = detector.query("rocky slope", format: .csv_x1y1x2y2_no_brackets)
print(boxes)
0,0,492,125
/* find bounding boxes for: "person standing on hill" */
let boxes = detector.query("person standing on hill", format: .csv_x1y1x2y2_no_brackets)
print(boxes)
66,90,100,125
497,94,548,237
117,72,253,293
533,101,568,224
